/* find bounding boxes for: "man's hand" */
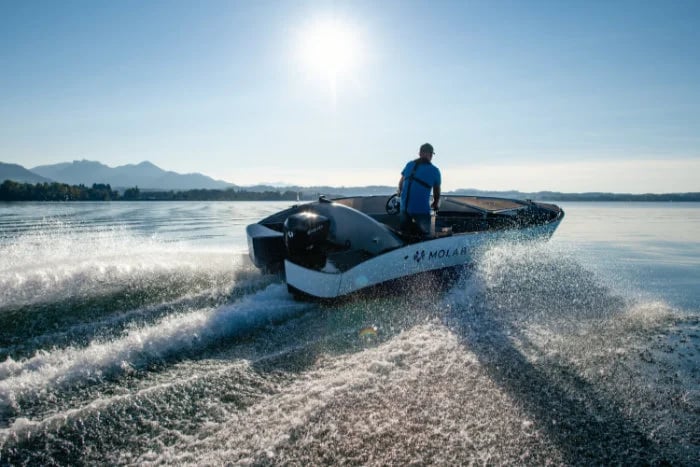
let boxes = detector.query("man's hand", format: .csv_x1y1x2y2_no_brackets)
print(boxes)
432,186,441,211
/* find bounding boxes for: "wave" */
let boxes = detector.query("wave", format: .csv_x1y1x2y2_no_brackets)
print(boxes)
0,284,310,418
1,237,697,464
0,222,237,310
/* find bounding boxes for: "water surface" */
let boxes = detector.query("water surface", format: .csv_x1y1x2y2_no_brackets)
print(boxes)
0,201,698,464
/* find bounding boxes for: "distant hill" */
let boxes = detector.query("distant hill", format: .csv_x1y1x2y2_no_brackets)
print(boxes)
31,160,236,190
0,162,53,184
5,159,699,201
245,184,396,197
246,185,700,201
446,188,700,201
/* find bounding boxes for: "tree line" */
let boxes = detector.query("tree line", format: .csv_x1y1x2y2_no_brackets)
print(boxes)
0,180,119,201
0,180,306,201
3,179,698,202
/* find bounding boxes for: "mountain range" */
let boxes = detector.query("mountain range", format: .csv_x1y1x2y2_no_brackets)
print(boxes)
0,161,415,196
0,162,53,184
1,160,235,191
2,160,699,201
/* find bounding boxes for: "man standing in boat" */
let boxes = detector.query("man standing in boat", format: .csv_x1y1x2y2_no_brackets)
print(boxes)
397,143,441,237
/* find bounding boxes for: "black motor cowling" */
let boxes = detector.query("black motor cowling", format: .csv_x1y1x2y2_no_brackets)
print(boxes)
283,211,330,255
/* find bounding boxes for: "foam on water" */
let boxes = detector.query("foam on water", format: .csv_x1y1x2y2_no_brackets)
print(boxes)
437,240,698,463
0,220,244,309
441,240,683,370
135,323,487,465
0,284,309,419
0,227,697,464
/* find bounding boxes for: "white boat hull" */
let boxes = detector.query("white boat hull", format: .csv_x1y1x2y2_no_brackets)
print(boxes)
285,218,562,299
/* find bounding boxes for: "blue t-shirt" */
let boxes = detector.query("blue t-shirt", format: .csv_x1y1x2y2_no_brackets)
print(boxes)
400,159,441,215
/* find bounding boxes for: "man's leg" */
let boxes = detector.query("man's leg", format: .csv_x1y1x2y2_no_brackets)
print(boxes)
413,214,432,238
399,212,414,233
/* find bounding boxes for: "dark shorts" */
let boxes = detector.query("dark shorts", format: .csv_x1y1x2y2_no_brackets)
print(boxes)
400,212,432,237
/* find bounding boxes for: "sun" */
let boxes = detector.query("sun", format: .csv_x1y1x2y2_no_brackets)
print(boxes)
297,18,363,93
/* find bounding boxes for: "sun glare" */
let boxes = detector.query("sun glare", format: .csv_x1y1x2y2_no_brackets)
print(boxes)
298,18,363,94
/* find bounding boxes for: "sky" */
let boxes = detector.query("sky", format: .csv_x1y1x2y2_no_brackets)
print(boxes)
1,0,699,193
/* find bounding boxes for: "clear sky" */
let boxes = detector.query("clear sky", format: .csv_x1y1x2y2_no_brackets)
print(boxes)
1,0,699,193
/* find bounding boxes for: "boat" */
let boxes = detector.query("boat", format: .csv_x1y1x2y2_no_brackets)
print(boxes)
246,194,564,299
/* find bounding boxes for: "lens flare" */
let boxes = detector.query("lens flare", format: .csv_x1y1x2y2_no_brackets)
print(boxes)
359,325,378,337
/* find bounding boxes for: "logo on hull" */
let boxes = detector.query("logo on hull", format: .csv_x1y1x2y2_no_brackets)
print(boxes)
413,246,470,263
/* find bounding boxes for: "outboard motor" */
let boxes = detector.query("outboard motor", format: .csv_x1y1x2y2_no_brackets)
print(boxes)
283,211,330,258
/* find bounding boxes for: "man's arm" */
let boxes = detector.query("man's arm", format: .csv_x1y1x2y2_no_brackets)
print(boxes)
398,175,404,195
431,185,441,210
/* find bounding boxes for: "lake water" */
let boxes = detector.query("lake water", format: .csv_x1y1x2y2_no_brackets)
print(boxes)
0,201,698,464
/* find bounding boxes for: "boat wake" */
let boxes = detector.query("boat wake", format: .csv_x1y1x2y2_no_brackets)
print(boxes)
1,238,697,464
0,224,241,310
0,283,311,425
